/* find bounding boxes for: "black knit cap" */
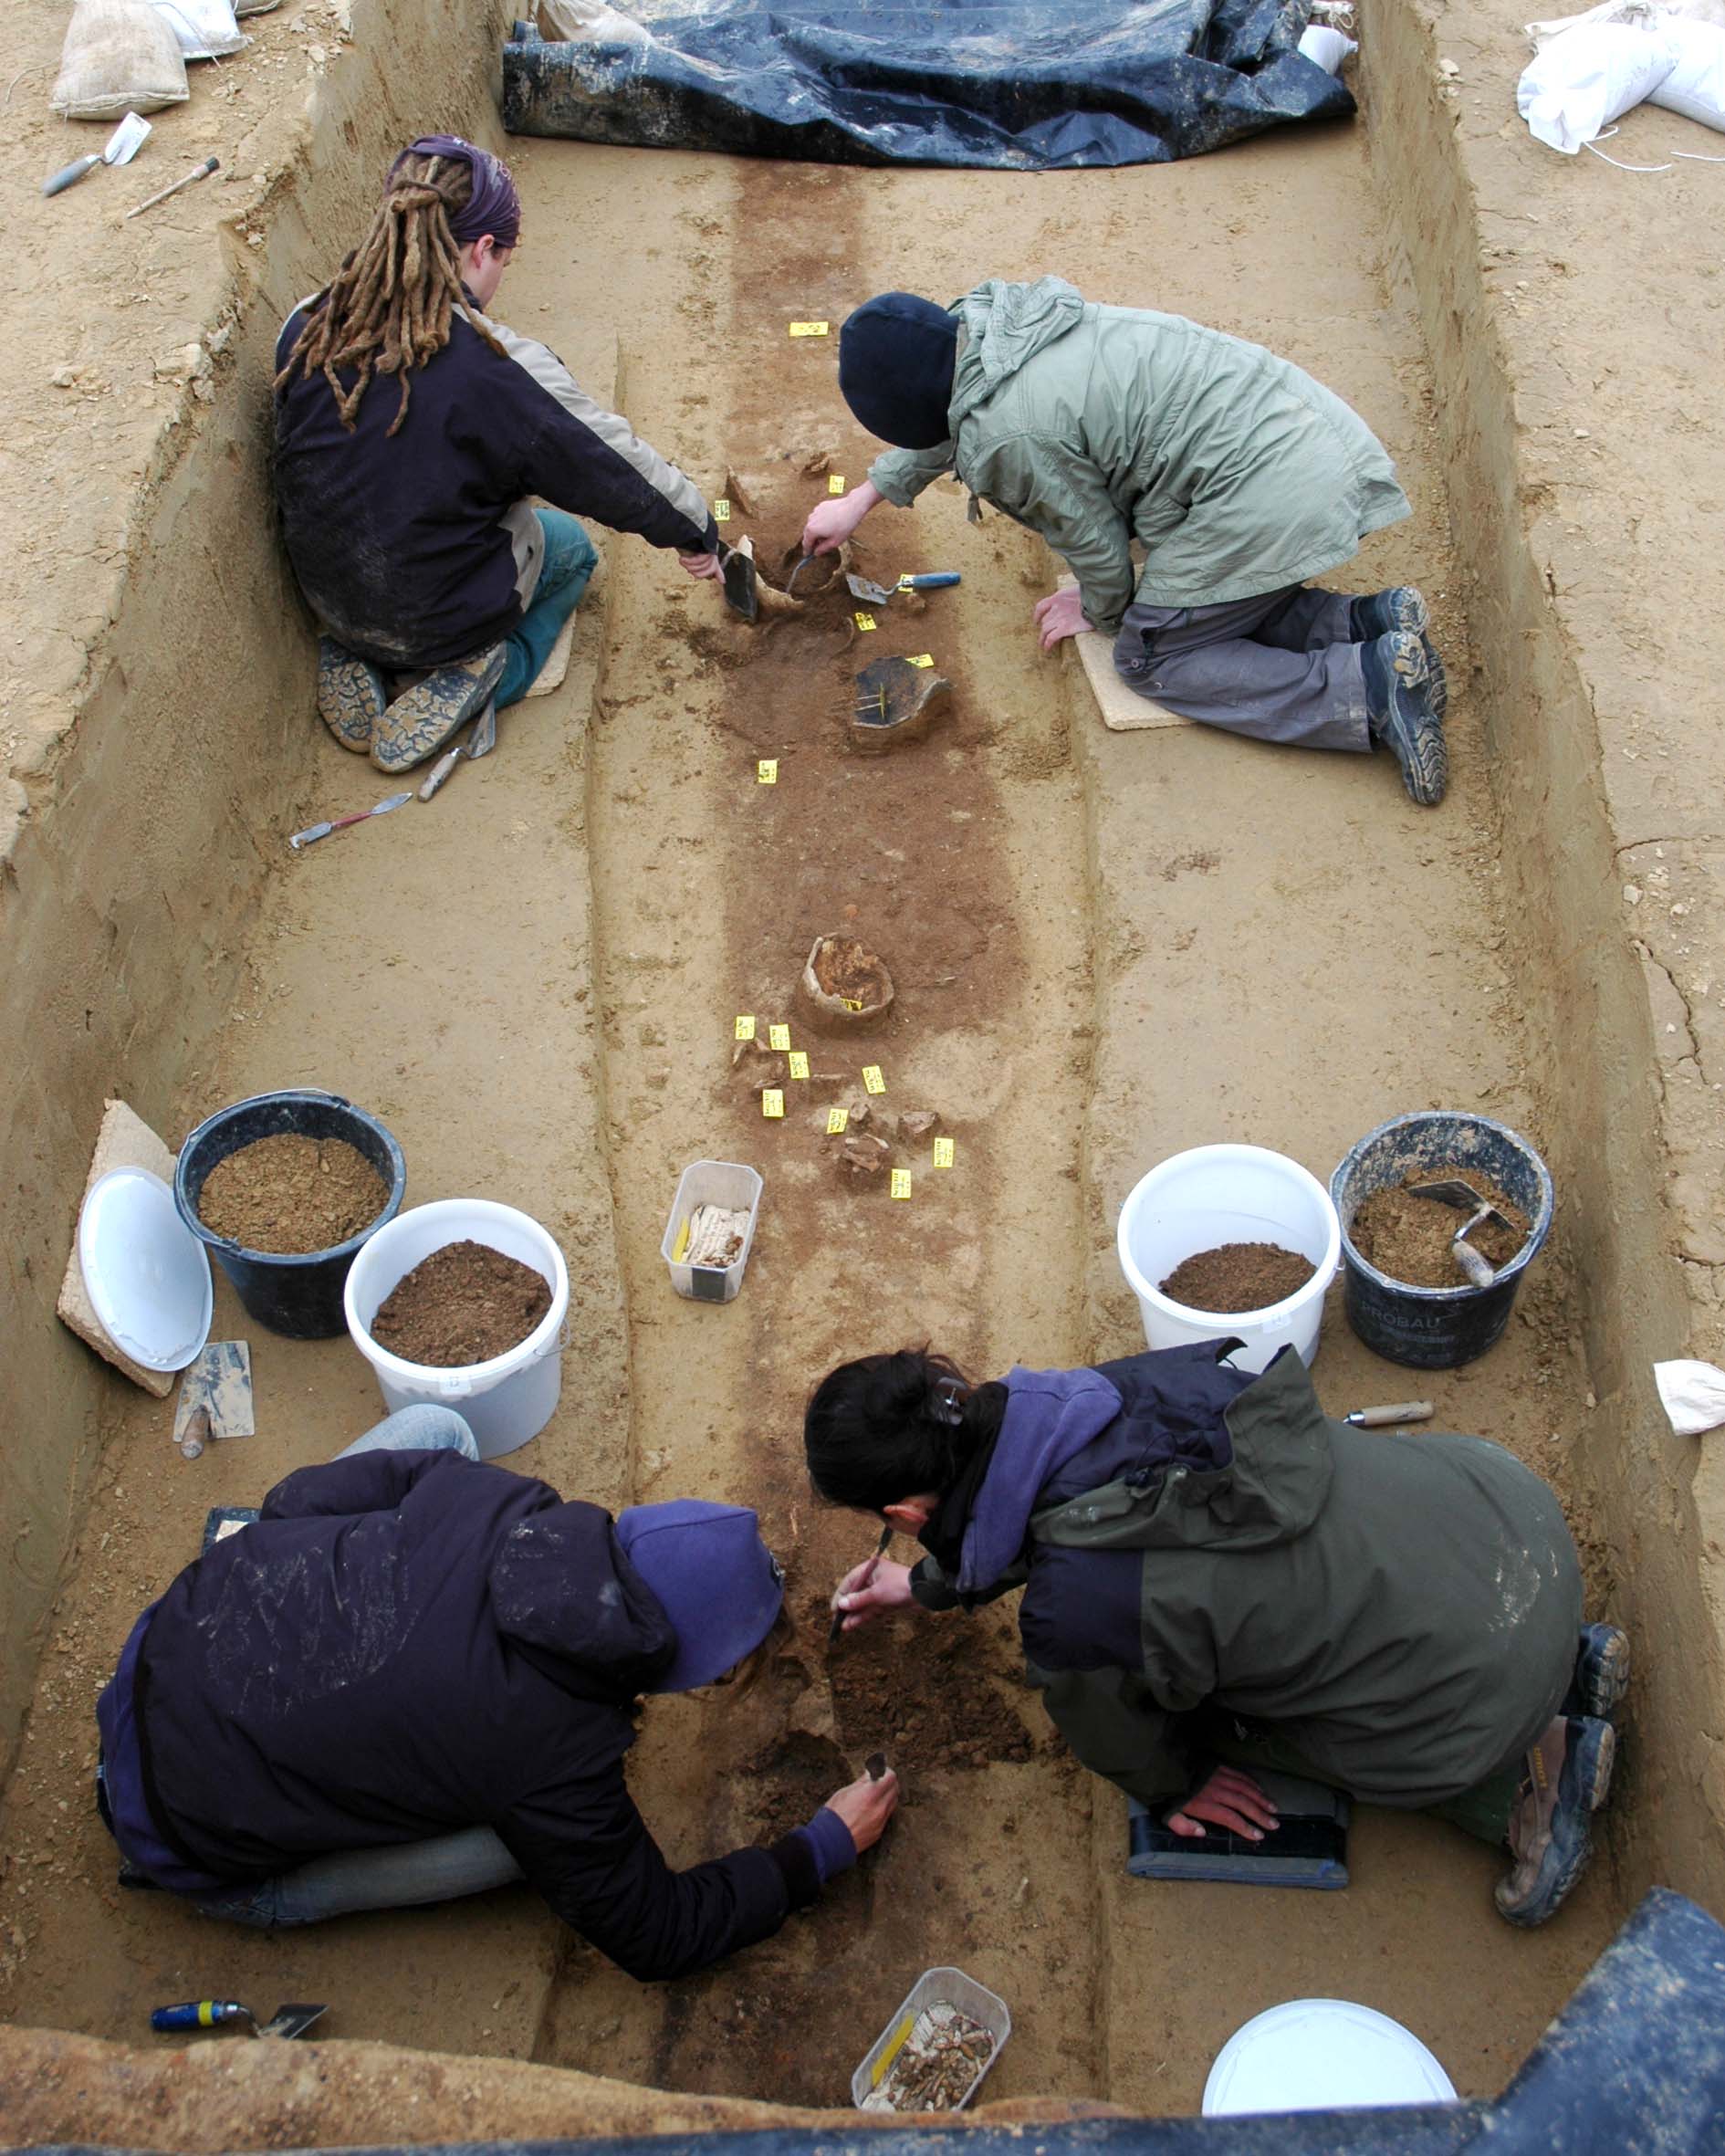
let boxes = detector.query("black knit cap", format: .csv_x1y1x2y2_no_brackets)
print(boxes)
838,292,959,450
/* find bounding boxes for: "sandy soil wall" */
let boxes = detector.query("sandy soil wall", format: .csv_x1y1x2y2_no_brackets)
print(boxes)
1367,0,1725,1911
0,0,511,1781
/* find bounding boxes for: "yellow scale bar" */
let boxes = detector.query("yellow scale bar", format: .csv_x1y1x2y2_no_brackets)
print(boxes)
872,2013,916,2088
789,320,830,337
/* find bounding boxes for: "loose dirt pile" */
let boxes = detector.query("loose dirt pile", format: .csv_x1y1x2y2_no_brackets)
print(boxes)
1161,1241,1315,1311
371,1240,552,1366
1352,1171,1528,1287
195,1134,389,1253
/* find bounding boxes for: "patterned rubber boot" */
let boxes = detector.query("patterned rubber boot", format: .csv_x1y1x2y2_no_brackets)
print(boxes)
1494,1715,1615,1928
317,637,388,753
1352,587,1447,719
371,644,507,774
1564,1623,1631,1722
1361,630,1448,807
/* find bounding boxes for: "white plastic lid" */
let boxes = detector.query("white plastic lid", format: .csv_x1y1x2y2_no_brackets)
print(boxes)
78,1167,213,1372
1203,1998,1458,2116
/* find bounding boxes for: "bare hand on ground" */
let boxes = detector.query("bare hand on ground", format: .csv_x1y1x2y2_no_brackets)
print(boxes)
801,482,879,556
679,551,723,581
824,1765,901,1852
831,1555,915,1632
1165,1764,1281,1840
1033,585,1092,651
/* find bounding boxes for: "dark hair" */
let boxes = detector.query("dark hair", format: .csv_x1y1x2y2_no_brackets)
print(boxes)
803,1346,1008,1513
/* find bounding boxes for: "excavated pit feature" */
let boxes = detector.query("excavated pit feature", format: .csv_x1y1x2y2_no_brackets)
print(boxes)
2,0,1723,2139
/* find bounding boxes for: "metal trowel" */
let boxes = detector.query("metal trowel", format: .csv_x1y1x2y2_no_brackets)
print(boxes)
844,571,962,607
151,2000,328,2041
1407,1178,1520,1289
44,111,152,197
718,537,760,623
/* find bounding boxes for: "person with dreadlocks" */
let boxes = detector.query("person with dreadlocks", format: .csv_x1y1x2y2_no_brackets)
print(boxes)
275,136,723,772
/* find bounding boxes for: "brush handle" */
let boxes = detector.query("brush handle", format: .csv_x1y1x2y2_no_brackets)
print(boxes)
44,155,100,197
152,2001,250,2032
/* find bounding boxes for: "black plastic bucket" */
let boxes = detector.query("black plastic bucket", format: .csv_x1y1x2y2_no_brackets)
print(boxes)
173,1090,406,1339
1330,1111,1554,1369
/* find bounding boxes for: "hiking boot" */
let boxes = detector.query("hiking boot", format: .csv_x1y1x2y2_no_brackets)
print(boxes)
1564,1622,1631,1722
1351,586,1447,718
1495,1715,1615,1928
1361,630,1448,807
317,637,388,753
371,644,507,774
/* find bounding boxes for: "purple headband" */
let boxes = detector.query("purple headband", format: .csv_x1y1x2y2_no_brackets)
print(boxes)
390,134,521,250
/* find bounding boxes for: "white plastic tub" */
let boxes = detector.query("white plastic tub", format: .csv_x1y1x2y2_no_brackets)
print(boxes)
852,1965,1011,2112
660,1160,763,1303
343,1198,570,1458
1116,1144,1341,1372
1203,1998,1456,2114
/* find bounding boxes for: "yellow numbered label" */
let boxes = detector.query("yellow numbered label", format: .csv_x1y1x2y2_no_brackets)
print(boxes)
828,474,846,496
734,1014,756,1041
757,759,778,784
842,996,865,1012
827,1106,849,1136
890,1169,913,1199
933,1136,955,1169
862,1065,885,1095
788,1050,810,1080
853,612,878,632
907,654,936,667
762,1090,785,1119
768,1023,791,1052
789,320,830,338
714,498,730,522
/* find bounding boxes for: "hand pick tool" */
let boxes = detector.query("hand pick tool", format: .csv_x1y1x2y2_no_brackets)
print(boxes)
829,1524,894,1644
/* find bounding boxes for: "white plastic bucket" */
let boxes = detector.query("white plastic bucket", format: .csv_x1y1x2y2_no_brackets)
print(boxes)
342,1198,570,1459
1203,1998,1457,2114
1116,1145,1341,1372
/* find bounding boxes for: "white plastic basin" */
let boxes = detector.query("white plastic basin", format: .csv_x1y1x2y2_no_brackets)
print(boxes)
1116,1144,1341,1373
343,1198,569,1459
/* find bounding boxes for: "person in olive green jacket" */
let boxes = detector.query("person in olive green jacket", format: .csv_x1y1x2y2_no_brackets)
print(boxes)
806,1339,1629,1929
800,277,1448,806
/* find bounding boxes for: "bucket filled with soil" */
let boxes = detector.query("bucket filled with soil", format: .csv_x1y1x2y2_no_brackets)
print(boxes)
800,933,894,1030
1117,1144,1342,1372
342,1198,570,1458
1331,1111,1553,1369
173,1091,405,1338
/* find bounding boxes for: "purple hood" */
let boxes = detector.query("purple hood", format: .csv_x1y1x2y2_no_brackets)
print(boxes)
955,1366,1124,1595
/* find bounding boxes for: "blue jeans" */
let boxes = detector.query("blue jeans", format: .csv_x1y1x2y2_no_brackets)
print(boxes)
496,508,597,710
193,1406,527,1930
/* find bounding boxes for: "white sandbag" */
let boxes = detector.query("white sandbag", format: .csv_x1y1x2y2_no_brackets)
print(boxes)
1655,1358,1725,1435
51,0,189,117
1647,16,1725,122
1516,21,1676,150
148,0,246,59
1298,23,1358,72
1528,0,1725,47
539,0,652,41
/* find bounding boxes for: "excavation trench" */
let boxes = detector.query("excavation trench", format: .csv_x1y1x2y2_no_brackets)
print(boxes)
0,0,1718,2133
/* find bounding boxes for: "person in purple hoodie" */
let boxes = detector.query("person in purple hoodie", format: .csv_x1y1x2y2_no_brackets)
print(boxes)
806,1342,1627,1930
96,1405,896,1980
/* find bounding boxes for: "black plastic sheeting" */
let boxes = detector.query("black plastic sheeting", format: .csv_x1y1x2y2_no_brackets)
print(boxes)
499,0,1356,171
36,1893,1725,2155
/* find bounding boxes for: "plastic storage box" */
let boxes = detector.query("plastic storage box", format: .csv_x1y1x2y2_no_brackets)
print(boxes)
852,1965,1011,2112
660,1160,763,1303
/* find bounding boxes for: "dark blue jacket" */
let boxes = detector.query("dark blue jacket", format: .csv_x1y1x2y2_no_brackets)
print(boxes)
274,298,718,668
104,1449,817,1981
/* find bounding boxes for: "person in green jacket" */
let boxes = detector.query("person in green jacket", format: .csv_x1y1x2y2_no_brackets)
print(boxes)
806,1340,1628,1928
800,278,1448,806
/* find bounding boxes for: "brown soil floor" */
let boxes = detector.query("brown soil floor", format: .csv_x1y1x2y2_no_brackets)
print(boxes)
0,112,1626,2127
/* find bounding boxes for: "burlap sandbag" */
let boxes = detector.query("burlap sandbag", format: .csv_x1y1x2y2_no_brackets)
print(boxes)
51,0,189,119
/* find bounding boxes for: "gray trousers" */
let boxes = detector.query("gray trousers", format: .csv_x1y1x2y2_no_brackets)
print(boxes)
1113,585,1372,753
